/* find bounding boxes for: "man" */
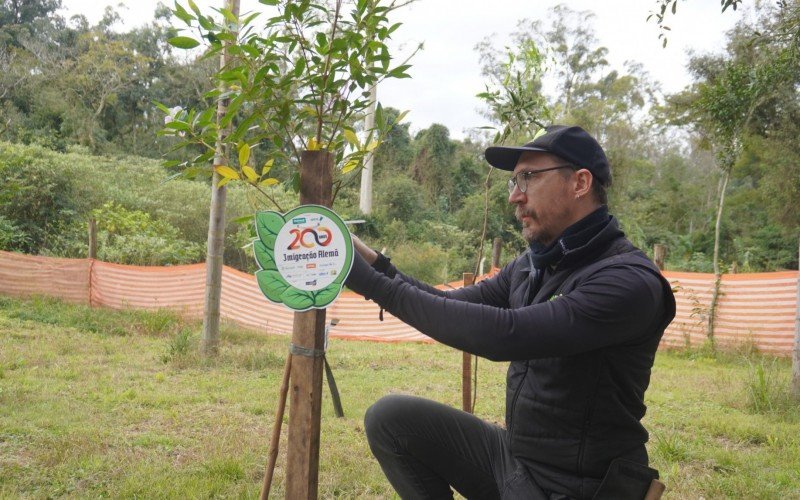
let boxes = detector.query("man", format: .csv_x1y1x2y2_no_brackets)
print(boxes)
345,125,676,499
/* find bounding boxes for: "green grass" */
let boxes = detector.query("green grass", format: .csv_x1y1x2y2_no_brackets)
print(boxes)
1,296,798,498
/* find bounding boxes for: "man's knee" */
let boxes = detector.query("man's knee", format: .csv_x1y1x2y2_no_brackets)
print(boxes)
364,394,406,439
364,394,423,450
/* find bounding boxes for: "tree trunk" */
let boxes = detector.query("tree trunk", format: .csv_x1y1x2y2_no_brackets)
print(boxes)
285,150,333,499
706,168,730,345
359,84,377,215
202,0,240,356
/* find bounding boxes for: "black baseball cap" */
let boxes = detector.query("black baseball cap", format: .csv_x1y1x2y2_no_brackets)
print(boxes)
484,125,611,186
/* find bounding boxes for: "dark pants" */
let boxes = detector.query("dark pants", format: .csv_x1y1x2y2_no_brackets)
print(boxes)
364,394,549,500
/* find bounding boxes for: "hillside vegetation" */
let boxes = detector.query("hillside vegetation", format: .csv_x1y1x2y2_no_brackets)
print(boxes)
1,2,798,280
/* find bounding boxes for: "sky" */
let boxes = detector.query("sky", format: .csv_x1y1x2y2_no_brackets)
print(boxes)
60,0,745,139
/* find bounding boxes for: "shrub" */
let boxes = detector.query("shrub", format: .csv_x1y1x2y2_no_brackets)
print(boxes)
0,215,30,250
387,242,452,285
374,173,427,223
92,202,203,265
0,141,295,269
0,144,81,253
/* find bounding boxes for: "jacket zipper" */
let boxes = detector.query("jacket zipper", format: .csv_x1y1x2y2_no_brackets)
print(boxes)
576,362,602,476
507,363,529,437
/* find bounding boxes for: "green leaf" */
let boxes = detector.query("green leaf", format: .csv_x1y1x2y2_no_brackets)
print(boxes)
168,36,201,49
232,214,255,225
395,110,409,124
291,171,301,193
242,166,258,182
313,283,341,307
280,288,315,310
294,56,306,77
153,101,171,114
241,43,260,58
238,142,251,167
389,64,412,78
255,211,284,250
253,240,278,271
315,31,328,51
173,3,194,24
261,158,275,175
256,270,290,303
164,120,190,132
215,165,240,179
259,0,280,5
197,14,214,30
220,7,238,25
342,129,360,147
342,159,359,173
215,32,236,42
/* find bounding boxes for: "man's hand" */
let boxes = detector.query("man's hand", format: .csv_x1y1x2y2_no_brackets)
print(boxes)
351,233,378,265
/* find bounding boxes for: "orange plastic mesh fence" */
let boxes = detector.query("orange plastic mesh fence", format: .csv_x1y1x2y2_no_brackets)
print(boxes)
2,250,797,354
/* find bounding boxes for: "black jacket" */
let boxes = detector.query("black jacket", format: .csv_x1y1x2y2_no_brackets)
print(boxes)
346,216,676,498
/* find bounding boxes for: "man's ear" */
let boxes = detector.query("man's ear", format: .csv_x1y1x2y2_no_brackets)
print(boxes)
574,169,593,199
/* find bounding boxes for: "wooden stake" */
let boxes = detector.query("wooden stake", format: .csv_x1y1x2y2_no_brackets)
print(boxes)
462,272,475,413
653,244,666,271
491,237,502,269
261,354,292,500
285,150,333,499
88,218,97,259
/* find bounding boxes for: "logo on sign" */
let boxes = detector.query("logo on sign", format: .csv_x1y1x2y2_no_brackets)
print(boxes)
287,227,333,250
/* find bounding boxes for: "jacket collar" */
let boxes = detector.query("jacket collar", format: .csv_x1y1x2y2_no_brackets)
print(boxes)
523,206,624,272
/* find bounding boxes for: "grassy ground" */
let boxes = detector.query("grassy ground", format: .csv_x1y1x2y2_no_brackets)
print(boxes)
1,296,798,499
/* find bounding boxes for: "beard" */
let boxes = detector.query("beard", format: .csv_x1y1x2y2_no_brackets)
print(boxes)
516,207,556,246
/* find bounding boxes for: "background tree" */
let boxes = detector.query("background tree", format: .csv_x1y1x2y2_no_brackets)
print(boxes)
410,123,456,208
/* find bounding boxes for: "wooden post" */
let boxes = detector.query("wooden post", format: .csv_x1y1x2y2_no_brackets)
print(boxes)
792,236,800,398
462,272,475,413
285,150,333,499
653,244,666,271
491,237,502,269
88,218,97,259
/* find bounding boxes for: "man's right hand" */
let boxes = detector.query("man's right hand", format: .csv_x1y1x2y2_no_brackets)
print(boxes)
351,233,378,265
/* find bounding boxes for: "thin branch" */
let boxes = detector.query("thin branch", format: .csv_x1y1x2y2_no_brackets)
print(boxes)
473,167,494,277
318,0,343,142
250,182,286,212
386,0,418,12
291,16,321,123
327,85,355,147
331,178,344,204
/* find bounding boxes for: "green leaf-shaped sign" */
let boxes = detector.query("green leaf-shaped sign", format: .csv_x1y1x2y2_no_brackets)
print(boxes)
253,240,277,271
280,288,315,310
256,270,290,302
256,211,284,251
253,206,353,311
313,283,341,309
